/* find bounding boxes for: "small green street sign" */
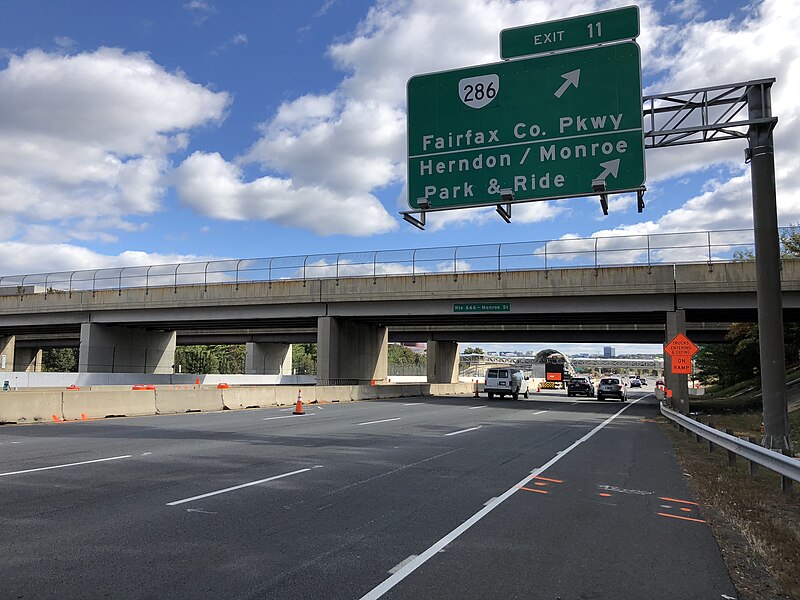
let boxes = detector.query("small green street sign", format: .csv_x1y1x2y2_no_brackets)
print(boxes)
500,6,640,59
407,42,644,210
453,302,511,313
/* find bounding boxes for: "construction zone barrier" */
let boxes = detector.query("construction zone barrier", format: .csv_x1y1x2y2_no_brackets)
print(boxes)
0,391,63,424
63,390,157,421
0,382,475,425
155,389,223,414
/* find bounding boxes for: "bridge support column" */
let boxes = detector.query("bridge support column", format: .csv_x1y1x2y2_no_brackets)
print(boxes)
316,317,387,385
14,348,42,372
245,343,292,375
665,310,689,414
78,323,176,374
427,340,460,384
0,335,14,372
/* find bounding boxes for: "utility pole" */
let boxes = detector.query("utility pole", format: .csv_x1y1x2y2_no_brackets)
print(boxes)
747,83,791,450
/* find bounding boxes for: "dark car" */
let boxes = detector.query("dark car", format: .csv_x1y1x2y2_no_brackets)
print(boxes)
630,378,642,388
597,377,627,402
567,376,595,397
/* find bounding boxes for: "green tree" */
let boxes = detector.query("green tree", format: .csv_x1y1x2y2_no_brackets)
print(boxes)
463,347,485,354
174,345,245,374
42,348,78,372
388,344,420,365
292,343,317,375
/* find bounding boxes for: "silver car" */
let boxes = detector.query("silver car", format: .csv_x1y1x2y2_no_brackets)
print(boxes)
597,377,627,402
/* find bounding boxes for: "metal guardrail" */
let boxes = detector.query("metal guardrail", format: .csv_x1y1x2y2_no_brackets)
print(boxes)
660,403,799,490
0,228,773,295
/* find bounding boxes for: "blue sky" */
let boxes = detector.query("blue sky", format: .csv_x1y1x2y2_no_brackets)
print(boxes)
1,0,797,355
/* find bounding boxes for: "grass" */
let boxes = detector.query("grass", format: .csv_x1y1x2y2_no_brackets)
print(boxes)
688,363,800,450
661,363,800,598
661,419,800,599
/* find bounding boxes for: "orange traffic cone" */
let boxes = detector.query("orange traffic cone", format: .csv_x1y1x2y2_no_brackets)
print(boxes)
293,389,305,415
474,379,480,398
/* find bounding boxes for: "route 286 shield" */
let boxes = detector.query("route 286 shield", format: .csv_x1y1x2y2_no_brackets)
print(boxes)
458,74,499,109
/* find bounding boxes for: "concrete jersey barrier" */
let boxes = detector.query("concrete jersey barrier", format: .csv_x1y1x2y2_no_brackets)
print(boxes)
63,390,157,420
155,389,223,414
0,382,474,425
0,391,63,423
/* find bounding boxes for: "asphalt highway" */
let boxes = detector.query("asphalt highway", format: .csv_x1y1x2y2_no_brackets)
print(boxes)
0,388,738,599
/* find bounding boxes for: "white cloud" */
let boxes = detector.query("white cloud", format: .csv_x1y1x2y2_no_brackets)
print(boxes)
666,0,706,21
0,47,230,244
0,241,212,281
183,0,216,25
174,151,397,236
212,32,248,55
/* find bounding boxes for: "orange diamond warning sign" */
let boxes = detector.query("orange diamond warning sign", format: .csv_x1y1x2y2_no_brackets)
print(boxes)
664,333,699,358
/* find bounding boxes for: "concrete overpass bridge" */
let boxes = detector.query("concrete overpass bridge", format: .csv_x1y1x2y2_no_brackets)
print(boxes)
0,230,797,384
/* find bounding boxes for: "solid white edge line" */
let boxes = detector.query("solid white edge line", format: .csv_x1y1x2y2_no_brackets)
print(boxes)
445,426,482,437
0,455,132,477
166,468,313,506
262,414,315,421
357,418,401,426
358,397,645,600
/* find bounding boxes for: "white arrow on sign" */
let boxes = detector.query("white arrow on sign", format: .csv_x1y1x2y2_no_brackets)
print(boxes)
554,69,581,98
595,159,621,181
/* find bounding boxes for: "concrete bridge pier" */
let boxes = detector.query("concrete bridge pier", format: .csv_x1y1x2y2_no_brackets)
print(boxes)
78,323,176,373
427,340,460,384
14,347,42,372
664,310,689,414
316,317,387,385
0,335,14,372
245,342,292,375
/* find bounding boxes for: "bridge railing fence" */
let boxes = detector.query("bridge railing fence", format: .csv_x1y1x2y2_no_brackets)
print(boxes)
0,228,769,295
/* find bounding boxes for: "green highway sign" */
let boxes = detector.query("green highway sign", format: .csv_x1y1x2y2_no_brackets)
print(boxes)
500,6,639,59
453,302,511,313
406,42,644,210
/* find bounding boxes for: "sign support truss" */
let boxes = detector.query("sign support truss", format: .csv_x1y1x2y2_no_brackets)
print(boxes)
643,78,777,148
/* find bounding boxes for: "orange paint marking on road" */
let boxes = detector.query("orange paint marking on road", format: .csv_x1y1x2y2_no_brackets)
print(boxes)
659,497,699,506
533,476,563,484
517,486,549,494
598,493,612,497
534,482,548,486
657,512,705,524
680,507,693,513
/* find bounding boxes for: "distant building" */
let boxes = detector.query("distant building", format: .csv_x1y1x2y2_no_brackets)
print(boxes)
603,346,616,358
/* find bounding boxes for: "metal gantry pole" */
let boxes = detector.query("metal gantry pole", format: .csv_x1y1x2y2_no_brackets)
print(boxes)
747,83,791,450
